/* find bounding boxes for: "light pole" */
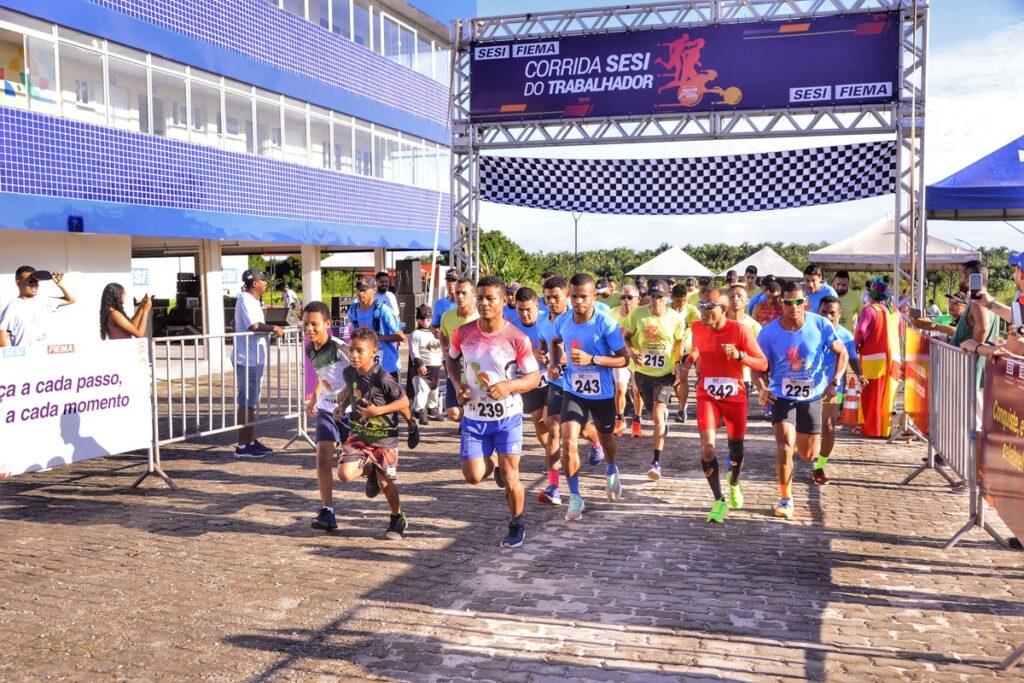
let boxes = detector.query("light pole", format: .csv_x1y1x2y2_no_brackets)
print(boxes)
572,210,583,272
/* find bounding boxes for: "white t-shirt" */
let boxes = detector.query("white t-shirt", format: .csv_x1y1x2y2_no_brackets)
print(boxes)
409,328,443,367
0,296,60,346
234,291,268,366
374,290,399,313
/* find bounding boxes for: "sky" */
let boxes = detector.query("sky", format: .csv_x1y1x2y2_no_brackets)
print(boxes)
470,0,1024,253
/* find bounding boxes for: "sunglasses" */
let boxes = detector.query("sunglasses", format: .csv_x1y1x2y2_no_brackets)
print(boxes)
697,302,722,310
620,295,635,300
782,298,806,306
19,278,40,286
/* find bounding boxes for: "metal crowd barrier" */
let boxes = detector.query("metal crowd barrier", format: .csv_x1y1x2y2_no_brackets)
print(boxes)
132,328,313,490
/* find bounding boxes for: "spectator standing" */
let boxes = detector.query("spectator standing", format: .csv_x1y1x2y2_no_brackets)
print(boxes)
99,283,152,339
0,265,75,347
854,277,903,438
374,271,399,312
832,270,863,332
282,284,298,310
234,268,284,458
431,269,460,331
925,298,941,317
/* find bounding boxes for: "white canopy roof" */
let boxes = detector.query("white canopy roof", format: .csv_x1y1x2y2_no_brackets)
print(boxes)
720,246,802,279
626,246,715,278
809,216,981,272
321,250,435,270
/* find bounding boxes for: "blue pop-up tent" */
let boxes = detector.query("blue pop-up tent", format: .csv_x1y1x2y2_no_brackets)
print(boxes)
927,135,1024,220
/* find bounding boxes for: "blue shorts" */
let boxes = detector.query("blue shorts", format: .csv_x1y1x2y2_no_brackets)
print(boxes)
235,364,264,408
315,409,350,444
459,414,523,460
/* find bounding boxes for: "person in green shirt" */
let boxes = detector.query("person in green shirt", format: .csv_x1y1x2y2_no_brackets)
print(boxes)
596,278,621,309
832,270,863,332
622,280,687,481
440,277,479,424
670,283,701,424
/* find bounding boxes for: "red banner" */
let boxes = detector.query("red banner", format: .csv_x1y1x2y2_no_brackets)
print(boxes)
904,326,930,435
979,355,1024,542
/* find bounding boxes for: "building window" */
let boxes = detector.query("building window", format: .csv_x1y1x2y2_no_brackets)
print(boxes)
283,0,305,19
309,0,329,29
108,56,147,133
190,78,222,147
59,43,105,125
26,35,58,116
224,85,253,154
283,105,307,165
255,95,282,159
332,118,353,173
0,28,27,110
354,125,372,176
151,69,187,140
310,111,330,169
331,0,350,38
416,36,433,79
352,0,370,47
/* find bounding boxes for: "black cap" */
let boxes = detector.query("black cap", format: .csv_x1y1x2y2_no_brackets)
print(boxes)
355,274,375,291
671,283,687,297
698,276,711,286
745,265,758,275
20,267,53,281
647,279,668,297
242,268,269,286
416,303,432,319
445,269,459,281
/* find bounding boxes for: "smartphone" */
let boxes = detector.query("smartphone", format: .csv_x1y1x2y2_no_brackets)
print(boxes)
969,273,984,298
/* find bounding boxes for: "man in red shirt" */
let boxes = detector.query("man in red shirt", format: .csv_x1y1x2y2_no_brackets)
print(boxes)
683,289,768,523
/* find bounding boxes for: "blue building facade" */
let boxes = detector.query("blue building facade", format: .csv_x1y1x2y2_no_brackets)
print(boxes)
0,0,453,249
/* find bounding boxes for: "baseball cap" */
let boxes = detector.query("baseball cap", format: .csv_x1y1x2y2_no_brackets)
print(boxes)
1009,253,1024,269
355,274,375,291
242,268,269,286
444,269,459,281
647,279,668,297
671,283,687,298
18,266,52,281
595,278,610,293
506,281,521,294
946,292,968,305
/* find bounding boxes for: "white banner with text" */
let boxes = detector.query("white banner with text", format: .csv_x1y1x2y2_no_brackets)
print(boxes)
0,339,152,478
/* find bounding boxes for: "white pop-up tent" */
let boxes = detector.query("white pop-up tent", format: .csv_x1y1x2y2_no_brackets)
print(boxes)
808,216,981,271
626,246,715,278
720,246,802,279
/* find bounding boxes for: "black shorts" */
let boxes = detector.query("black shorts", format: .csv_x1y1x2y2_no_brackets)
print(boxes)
770,397,823,435
561,392,616,434
635,372,675,409
522,385,547,414
545,384,565,417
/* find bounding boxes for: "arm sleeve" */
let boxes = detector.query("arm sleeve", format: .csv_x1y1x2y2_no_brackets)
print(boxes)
431,302,443,328
515,334,539,374
741,324,769,372
448,325,463,360
854,306,875,347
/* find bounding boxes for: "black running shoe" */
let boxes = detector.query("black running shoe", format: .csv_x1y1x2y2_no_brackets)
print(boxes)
365,471,381,499
383,513,408,540
407,423,420,449
311,507,337,531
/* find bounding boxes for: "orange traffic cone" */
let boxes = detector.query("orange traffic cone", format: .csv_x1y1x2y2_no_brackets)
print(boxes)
841,379,861,426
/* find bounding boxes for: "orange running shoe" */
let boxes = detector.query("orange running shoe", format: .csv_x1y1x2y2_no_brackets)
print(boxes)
613,419,625,436
631,420,642,438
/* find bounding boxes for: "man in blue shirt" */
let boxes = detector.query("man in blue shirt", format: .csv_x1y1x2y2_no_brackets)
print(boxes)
549,273,630,521
510,286,551,457
349,274,405,382
430,269,459,329
754,281,848,521
803,263,839,315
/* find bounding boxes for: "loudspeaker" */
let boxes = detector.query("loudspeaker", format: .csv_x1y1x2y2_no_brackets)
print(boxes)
396,259,421,294
396,292,427,332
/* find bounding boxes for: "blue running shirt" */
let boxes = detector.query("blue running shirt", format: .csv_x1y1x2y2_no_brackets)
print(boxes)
823,323,857,387
554,309,625,400
510,316,547,382
757,312,839,402
538,311,566,389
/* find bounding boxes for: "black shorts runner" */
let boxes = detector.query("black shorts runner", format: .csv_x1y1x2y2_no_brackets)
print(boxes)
561,392,616,434
635,372,675,409
545,384,564,417
522,385,547,414
770,397,823,435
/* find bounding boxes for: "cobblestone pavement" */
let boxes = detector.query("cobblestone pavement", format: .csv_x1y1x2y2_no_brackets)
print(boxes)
2,410,1023,682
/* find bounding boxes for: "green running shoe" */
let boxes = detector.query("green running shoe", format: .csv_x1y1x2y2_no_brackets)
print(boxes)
707,499,727,523
728,483,744,510
606,471,623,502
565,494,585,521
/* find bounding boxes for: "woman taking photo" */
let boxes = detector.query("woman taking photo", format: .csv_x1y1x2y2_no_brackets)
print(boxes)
99,282,152,340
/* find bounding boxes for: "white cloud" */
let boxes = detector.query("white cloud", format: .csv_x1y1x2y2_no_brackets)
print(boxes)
478,20,1024,252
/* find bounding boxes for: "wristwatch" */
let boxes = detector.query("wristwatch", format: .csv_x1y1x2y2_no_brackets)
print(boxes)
736,350,746,361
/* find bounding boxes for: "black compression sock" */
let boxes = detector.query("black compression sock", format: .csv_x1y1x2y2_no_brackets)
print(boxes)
702,457,723,500
727,439,745,486
652,449,661,464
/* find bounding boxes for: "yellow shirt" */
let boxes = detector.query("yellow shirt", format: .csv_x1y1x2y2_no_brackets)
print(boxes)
622,306,685,377
440,307,479,344
838,289,864,333
735,314,762,383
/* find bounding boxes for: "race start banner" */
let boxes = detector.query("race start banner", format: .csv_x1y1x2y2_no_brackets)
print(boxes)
980,355,1024,542
904,326,930,436
470,12,900,122
0,339,152,479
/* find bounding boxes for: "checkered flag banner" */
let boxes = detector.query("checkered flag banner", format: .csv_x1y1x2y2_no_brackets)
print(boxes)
479,141,896,215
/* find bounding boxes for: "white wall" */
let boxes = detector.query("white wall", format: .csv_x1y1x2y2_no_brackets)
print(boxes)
0,230,132,344
129,254,249,301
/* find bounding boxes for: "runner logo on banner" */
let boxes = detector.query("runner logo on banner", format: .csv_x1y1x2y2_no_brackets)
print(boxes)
0,339,152,479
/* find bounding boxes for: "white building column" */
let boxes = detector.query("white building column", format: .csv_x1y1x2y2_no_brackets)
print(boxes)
373,247,386,273
197,239,225,358
301,243,321,305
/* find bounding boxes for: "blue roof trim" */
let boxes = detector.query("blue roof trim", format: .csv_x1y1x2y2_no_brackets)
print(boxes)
0,0,450,145
0,192,450,250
